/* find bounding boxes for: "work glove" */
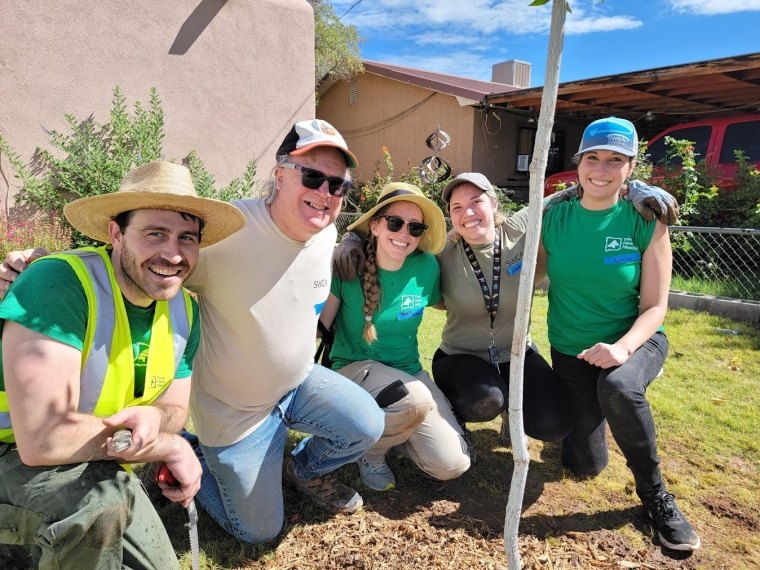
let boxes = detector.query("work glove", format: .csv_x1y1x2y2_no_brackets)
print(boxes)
332,231,364,281
542,186,580,213
623,179,680,225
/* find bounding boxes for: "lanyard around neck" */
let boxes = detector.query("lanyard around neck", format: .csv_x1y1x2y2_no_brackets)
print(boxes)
462,232,502,329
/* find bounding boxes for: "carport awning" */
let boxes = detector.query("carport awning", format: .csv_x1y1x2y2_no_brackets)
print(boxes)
485,52,760,128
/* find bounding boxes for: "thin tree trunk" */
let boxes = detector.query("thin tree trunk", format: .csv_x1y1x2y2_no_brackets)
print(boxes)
504,1,566,568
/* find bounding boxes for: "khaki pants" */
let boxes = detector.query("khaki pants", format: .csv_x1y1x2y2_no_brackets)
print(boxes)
336,360,470,481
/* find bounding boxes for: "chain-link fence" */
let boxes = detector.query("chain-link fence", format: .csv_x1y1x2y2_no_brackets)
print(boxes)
670,226,760,302
336,215,760,302
336,213,361,235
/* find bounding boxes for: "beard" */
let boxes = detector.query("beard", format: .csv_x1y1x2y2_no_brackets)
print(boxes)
117,245,188,305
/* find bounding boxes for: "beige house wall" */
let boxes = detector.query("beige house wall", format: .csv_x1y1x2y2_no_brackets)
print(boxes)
318,73,477,183
0,0,315,214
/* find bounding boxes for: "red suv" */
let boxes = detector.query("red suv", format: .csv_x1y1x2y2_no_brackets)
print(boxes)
543,114,760,196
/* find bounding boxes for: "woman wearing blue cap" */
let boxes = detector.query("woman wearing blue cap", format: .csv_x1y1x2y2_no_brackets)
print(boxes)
539,117,700,551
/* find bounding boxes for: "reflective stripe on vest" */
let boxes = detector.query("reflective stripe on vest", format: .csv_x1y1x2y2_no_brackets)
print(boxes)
0,247,192,438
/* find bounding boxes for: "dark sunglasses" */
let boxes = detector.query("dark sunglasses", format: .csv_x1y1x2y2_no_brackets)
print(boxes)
280,162,351,196
377,215,428,238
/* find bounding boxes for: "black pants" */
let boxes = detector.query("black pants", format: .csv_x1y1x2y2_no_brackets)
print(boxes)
431,347,574,442
550,332,668,500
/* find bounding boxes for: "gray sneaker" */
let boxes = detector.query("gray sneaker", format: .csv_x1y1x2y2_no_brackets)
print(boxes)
358,456,396,491
284,458,363,514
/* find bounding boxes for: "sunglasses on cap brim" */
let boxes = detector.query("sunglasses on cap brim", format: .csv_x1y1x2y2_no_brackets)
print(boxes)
279,162,351,196
376,215,428,238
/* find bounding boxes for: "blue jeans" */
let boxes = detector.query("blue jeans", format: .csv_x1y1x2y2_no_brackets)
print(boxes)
551,332,668,501
191,364,384,543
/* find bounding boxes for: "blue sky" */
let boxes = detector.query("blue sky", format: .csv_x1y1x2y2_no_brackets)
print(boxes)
330,0,760,86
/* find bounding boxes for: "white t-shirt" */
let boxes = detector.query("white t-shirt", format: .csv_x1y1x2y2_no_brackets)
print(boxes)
186,198,335,446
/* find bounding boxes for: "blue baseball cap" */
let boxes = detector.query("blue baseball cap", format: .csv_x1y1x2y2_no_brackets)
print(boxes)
576,117,638,158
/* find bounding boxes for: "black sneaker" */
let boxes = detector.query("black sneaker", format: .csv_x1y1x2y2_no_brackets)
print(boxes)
644,491,701,551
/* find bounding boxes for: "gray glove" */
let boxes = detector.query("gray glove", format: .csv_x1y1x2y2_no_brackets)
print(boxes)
332,231,365,281
623,179,680,225
543,186,580,212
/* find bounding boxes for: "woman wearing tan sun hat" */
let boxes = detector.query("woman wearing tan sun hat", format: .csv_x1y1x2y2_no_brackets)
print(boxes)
319,181,470,492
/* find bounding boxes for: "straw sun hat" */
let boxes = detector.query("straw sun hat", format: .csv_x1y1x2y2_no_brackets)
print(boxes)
347,182,446,255
63,161,246,247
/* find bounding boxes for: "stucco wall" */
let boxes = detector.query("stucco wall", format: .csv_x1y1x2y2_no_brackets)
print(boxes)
0,0,315,213
318,73,476,183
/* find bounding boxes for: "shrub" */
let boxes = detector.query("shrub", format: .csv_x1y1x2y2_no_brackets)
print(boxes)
348,147,520,217
654,136,718,226
0,214,72,260
0,86,257,247
697,150,760,228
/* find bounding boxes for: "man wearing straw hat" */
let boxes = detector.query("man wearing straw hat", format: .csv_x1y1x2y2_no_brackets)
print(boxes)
0,161,245,569
0,120,385,545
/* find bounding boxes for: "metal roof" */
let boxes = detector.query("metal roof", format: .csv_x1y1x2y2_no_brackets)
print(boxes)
361,53,760,129
363,60,520,103
485,52,760,126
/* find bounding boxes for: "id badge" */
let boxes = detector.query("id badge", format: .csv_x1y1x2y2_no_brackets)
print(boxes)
488,343,500,372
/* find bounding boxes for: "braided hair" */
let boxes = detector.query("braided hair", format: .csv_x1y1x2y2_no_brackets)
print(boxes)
361,234,381,344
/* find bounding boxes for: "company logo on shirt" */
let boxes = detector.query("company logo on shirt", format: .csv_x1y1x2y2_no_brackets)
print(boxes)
398,294,423,320
603,236,640,264
605,237,622,251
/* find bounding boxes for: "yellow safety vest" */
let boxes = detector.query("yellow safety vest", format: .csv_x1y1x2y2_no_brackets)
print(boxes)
0,246,193,443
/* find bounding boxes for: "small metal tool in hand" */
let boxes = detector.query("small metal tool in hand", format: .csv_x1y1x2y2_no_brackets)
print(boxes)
111,428,200,570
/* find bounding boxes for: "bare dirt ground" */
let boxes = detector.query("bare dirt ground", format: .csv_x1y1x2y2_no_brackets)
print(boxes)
3,422,757,569
203,423,759,570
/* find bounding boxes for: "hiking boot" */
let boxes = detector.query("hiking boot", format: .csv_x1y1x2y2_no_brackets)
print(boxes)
138,462,166,503
284,458,363,515
358,456,396,491
644,491,701,551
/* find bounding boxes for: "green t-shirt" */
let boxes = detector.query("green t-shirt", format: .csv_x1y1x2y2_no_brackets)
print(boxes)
0,257,200,396
329,250,441,375
541,198,656,356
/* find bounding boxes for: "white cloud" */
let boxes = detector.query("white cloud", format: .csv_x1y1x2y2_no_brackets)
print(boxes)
669,0,760,15
341,0,552,35
342,0,643,37
565,15,643,35
377,51,500,81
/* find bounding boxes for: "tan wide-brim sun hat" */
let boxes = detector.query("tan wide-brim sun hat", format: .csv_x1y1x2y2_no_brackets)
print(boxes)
64,161,246,247
347,182,446,255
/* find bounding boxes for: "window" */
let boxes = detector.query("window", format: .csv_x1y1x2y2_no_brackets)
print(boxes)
647,126,711,166
720,120,760,163
516,127,565,174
